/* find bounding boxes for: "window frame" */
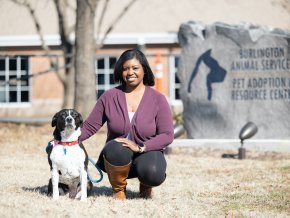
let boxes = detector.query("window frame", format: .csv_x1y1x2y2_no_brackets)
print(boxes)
96,55,118,98
169,54,181,102
0,56,31,107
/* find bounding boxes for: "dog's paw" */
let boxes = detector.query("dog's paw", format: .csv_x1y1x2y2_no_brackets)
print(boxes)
80,197,87,202
53,197,59,200
52,194,59,200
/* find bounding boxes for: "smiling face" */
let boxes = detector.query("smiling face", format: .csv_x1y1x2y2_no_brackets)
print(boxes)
122,58,145,89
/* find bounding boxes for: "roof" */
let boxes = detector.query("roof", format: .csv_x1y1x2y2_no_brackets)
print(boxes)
0,0,289,46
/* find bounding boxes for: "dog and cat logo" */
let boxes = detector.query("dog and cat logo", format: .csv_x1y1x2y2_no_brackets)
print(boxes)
187,49,227,100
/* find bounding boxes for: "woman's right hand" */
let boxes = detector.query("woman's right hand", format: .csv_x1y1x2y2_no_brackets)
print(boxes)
115,138,140,153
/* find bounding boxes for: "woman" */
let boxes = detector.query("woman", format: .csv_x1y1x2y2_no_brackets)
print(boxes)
80,49,174,200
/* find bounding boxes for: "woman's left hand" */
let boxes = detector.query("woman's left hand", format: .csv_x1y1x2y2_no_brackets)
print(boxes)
115,138,139,153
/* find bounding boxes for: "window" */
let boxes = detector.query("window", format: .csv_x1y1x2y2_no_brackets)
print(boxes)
96,55,118,98
0,56,30,104
169,55,181,101
96,54,181,101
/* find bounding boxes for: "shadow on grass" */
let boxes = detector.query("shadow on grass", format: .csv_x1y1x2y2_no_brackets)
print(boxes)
22,185,140,199
22,185,48,195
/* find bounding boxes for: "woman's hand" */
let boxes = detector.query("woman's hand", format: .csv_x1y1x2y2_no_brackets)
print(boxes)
115,138,140,153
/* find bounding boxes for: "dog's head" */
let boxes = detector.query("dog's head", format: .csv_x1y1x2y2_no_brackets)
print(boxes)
51,109,83,140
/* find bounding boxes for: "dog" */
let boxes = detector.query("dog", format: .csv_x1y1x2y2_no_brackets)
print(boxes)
47,109,92,201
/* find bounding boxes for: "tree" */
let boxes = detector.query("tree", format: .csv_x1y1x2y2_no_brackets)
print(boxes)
273,0,290,26
74,0,98,117
9,0,76,109
74,0,138,117
274,0,290,12
8,0,138,118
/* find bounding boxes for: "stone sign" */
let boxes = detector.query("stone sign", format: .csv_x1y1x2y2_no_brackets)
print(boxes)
177,21,290,139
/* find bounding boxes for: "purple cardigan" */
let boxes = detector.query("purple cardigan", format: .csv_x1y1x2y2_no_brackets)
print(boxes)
80,85,174,151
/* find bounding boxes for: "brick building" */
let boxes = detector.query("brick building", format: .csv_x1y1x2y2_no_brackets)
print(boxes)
0,0,289,119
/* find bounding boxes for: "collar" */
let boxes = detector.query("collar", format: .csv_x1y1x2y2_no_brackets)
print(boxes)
58,140,79,146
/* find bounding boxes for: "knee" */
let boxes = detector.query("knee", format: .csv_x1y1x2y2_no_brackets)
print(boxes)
103,140,121,156
137,164,166,187
103,140,133,166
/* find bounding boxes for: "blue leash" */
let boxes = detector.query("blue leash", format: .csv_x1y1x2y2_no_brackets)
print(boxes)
87,157,103,183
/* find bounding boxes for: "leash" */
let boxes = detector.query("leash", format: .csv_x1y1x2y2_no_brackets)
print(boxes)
87,157,103,184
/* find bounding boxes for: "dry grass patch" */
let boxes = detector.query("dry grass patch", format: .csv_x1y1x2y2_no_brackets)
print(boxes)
0,123,289,217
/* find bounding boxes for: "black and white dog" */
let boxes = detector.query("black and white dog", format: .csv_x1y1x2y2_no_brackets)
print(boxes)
47,109,92,201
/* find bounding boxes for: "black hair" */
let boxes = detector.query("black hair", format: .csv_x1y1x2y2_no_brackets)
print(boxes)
113,48,155,86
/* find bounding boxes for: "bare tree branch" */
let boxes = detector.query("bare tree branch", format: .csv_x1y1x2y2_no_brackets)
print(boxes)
96,0,109,44
64,0,76,35
273,0,290,13
53,0,71,45
96,0,138,49
53,0,74,82
281,0,290,12
0,63,71,86
9,0,63,82
10,1,51,57
66,0,76,11
67,25,76,36
84,0,98,15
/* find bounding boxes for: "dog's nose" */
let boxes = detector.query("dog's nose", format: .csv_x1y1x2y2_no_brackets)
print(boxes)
66,117,73,123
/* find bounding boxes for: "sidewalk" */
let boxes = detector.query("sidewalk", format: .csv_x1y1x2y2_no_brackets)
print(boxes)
171,138,290,153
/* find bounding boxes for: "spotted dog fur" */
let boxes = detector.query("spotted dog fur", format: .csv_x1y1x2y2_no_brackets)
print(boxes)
47,109,92,201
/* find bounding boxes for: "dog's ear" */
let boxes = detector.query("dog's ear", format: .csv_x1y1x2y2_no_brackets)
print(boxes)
51,112,59,127
79,115,83,127
78,112,84,128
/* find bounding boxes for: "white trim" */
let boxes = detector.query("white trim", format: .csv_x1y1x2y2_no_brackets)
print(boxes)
0,102,31,108
99,33,178,45
0,33,178,47
29,56,32,103
0,35,61,46
169,55,175,101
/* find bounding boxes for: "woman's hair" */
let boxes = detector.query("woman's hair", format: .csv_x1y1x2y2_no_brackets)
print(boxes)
113,48,155,86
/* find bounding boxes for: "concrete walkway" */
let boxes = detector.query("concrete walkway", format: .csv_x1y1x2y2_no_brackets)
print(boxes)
171,138,290,153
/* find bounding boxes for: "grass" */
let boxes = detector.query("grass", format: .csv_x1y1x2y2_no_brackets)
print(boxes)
0,123,289,217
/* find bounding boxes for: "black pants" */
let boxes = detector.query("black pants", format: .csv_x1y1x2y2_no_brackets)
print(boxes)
99,140,167,187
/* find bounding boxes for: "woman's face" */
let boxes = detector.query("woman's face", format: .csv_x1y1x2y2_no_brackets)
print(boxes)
122,58,145,88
